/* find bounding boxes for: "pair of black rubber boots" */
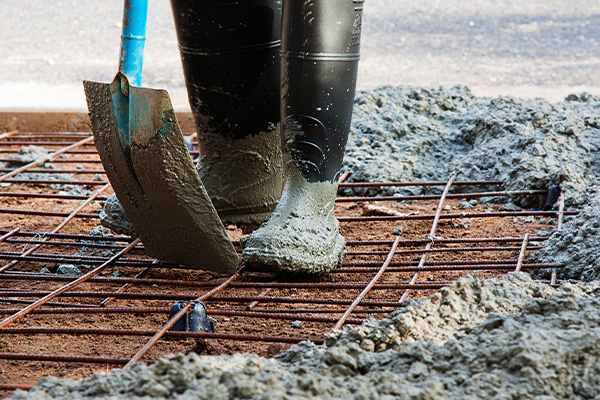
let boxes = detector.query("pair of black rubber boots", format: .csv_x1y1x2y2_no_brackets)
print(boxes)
172,0,363,273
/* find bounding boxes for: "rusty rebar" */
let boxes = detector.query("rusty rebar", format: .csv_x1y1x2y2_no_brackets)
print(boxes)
0,191,110,201
337,210,577,222
0,183,111,273
0,158,102,164
0,168,106,174
346,246,541,256
336,189,548,202
0,178,107,185
0,130,19,140
2,140,97,146
0,208,99,219
338,180,503,187
0,229,135,243
0,383,34,391
0,306,390,315
0,238,140,329
0,280,454,295
0,228,20,243
0,352,132,365
400,176,456,303
0,290,410,306
346,236,549,246
333,236,402,330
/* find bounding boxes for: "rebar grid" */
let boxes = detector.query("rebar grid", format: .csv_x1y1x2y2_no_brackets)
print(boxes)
0,131,569,392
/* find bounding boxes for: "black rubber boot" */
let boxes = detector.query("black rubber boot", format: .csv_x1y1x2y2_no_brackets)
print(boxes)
242,0,363,273
170,0,283,232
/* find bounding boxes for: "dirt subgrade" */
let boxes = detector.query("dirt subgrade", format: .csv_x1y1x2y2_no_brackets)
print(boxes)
0,158,555,397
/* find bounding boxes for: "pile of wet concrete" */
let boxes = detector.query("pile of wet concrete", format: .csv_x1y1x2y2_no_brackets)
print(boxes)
13,273,600,399
343,85,600,208
12,86,600,399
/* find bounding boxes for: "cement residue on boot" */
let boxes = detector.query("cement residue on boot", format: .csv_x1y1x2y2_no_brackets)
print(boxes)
196,126,283,232
241,165,345,274
343,85,600,208
530,188,600,282
15,273,600,400
98,194,136,237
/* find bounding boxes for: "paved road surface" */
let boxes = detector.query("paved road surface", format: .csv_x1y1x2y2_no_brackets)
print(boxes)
1,0,599,110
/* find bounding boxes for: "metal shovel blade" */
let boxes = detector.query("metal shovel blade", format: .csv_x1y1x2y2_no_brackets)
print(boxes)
83,75,238,274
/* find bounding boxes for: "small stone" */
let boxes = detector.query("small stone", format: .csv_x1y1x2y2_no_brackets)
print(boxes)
458,199,476,209
393,226,403,235
443,205,452,211
500,203,522,211
39,267,51,274
291,321,303,328
56,264,81,275
453,221,470,229
89,226,113,237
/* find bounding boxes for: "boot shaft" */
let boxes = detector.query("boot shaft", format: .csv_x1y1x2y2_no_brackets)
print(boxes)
281,0,364,183
170,0,282,139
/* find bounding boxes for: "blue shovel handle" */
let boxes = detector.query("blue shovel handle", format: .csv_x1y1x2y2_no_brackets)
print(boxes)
119,0,148,87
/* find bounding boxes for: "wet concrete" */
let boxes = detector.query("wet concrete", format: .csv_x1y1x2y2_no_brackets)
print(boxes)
196,126,283,233
84,79,238,274
98,194,136,236
242,160,345,274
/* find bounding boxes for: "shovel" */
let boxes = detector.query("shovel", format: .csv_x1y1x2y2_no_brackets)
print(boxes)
83,0,238,274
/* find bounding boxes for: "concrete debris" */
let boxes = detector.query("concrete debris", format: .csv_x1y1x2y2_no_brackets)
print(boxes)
98,194,137,237
12,273,600,400
458,199,477,209
56,264,82,275
5,145,49,166
499,202,522,211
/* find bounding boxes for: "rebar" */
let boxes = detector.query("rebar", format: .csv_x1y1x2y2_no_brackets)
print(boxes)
400,176,456,303
0,239,141,329
334,236,402,330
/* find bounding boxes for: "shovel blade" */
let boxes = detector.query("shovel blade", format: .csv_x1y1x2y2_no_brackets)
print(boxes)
83,76,238,274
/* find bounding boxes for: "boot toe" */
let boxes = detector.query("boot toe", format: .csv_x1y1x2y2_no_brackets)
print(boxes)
241,218,346,274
